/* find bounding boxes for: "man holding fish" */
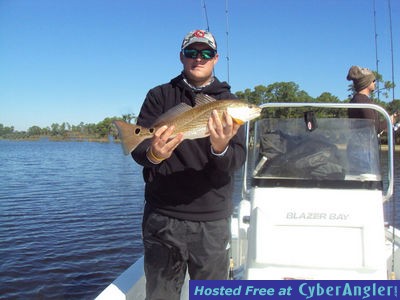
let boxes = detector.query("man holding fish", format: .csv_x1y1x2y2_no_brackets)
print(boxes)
114,29,260,300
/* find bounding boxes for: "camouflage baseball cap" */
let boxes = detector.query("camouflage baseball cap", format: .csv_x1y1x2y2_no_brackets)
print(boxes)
181,30,217,50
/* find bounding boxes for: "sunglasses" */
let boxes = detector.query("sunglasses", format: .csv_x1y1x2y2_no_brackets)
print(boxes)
182,48,216,60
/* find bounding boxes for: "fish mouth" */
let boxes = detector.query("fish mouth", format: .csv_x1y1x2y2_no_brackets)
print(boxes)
232,110,261,124
252,108,262,117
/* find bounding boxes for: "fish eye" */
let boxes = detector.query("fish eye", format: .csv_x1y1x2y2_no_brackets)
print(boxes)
135,128,141,135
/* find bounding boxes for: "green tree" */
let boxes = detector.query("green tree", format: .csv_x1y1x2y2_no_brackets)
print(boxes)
387,99,400,115
41,127,50,136
27,126,42,136
315,92,345,117
95,117,119,137
122,113,136,124
59,122,69,137
0,124,14,136
86,123,97,135
50,123,60,136
236,82,313,118
236,88,258,106
372,72,396,101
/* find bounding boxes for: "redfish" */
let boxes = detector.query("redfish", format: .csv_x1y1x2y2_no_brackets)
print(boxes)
114,94,261,155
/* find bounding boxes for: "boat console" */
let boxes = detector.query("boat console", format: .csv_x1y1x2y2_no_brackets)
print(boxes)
232,103,395,280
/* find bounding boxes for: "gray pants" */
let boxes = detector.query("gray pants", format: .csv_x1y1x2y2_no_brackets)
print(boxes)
142,210,230,300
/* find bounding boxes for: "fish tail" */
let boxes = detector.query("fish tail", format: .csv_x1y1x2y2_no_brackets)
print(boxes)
113,120,149,155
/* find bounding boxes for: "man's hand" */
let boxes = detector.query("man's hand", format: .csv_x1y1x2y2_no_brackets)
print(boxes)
147,125,183,163
208,110,241,154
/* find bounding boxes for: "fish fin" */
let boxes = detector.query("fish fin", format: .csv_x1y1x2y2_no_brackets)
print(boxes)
113,120,149,155
152,103,192,127
194,94,217,106
152,95,217,127
232,117,244,125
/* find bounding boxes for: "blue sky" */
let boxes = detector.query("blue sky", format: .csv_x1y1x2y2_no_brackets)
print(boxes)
1,0,399,131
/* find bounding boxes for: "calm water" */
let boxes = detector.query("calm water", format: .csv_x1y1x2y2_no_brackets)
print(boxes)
0,140,399,299
0,140,144,299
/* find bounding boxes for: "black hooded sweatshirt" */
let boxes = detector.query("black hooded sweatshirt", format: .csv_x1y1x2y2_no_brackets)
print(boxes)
131,74,246,221
348,93,384,133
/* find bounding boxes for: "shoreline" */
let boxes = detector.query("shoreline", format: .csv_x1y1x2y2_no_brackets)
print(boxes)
1,137,399,151
0,136,113,143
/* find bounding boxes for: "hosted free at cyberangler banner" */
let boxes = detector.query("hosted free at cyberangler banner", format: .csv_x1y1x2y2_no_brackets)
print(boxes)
189,280,399,299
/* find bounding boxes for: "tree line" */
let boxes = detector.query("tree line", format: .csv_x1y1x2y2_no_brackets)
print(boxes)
1,79,399,141
0,114,136,140
236,79,399,117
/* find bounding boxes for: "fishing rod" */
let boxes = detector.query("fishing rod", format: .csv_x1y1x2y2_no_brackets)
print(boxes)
201,0,215,79
225,0,230,84
201,0,210,32
201,0,231,84
373,0,380,101
386,0,397,280
388,0,395,104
